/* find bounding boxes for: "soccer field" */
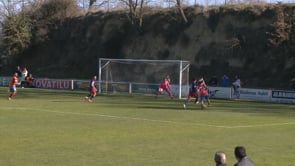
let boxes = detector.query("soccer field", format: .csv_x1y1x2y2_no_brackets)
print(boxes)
1,87,295,166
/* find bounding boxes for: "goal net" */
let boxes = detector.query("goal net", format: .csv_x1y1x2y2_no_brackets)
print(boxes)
98,58,190,99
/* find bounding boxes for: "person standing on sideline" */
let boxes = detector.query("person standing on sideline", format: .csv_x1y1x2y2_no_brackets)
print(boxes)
209,75,218,86
232,75,241,99
8,73,21,100
183,78,198,109
20,67,28,88
221,74,229,87
234,146,255,166
198,78,210,109
14,65,22,77
214,151,227,166
24,73,35,87
85,75,97,103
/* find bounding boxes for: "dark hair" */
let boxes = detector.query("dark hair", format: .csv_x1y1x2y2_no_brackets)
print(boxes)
234,146,247,159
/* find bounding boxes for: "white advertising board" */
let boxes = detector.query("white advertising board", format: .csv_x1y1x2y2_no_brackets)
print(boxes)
32,79,73,90
271,90,295,104
208,86,231,99
236,88,271,101
0,77,10,86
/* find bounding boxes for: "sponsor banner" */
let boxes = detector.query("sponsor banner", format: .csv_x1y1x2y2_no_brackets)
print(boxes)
132,84,158,94
32,79,73,90
99,82,129,93
110,83,129,93
271,90,295,103
75,80,90,90
208,86,231,99
238,88,271,101
3,77,294,103
0,77,11,86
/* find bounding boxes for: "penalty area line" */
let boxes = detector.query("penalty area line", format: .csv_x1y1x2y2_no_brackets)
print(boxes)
4,107,295,129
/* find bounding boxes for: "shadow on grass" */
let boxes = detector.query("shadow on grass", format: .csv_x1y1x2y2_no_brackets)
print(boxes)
211,99,295,117
2,87,294,117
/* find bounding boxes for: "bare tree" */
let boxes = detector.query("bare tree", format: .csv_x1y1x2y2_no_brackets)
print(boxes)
176,0,187,23
86,0,111,12
163,0,175,8
0,0,19,19
118,0,146,28
0,0,46,24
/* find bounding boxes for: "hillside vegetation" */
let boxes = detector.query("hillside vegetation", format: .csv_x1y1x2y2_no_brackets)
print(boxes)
3,3,295,89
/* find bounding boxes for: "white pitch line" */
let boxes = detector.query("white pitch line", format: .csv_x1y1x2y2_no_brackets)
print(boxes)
4,107,295,129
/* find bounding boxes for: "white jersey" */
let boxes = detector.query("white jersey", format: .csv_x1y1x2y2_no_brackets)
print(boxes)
233,79,241,87
21,70,28,81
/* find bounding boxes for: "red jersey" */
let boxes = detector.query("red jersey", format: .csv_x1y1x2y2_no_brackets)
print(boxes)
198,83,209,96
160,79,170,90
10,76,18,86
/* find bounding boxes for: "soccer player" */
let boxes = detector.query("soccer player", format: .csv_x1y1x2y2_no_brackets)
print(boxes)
198,78,210,109
183,78,198,109
8,73,21,100
85,75,97,103
156,75,173,99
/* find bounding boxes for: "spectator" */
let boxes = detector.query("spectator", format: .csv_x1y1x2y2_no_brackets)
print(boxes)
209,75,218,86
21,67,28,88
232,75,241,99
234,146,255,166
214,151,227,166
22,73,35,88
221,74,229,87
14,65,22,77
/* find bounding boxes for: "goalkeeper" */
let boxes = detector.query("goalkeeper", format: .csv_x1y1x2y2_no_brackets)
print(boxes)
156,75,173,99
85,75,97,103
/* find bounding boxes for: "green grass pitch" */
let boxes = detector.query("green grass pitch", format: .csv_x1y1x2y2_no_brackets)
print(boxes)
1,87,295,166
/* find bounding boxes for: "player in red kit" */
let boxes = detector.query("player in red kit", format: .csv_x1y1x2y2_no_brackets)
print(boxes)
8,73,21,100
198,78,210,109
156,75,173,99
85,75,97,103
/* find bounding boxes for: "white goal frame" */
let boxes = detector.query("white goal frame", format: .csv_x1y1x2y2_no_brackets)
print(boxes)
98,58,190,99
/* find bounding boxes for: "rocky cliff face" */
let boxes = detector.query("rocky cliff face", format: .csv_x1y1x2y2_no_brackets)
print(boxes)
20,4,295,89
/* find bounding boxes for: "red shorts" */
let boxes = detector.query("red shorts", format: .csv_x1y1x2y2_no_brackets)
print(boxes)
201,91,208,96
188,92,198,98
90,88,97,94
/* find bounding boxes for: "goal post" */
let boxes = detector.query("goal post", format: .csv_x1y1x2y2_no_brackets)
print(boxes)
98,58,190,99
